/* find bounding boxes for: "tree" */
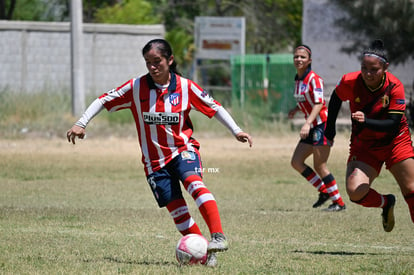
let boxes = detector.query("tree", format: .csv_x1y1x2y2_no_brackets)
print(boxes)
154,0,302,54
242,0,302,53
332,0,414,65
93,0,160,24
83,0,115,23
0,0,16,19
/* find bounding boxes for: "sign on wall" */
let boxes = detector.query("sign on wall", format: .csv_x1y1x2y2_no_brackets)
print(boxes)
194,16,245,60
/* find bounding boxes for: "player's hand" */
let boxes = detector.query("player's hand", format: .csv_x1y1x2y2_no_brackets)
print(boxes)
236,132,253,147
351,111,365,123
300,122,311,139
66,125,86,144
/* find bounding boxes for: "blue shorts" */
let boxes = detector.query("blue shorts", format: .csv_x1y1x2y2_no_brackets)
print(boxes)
146,150,203,208
300,122,332,146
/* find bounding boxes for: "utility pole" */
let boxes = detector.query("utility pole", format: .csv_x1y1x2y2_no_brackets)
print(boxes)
70,0,85,116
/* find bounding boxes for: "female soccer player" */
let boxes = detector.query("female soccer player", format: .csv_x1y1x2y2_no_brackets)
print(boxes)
288,45,346,211
325,39,414,232
66,39,253,266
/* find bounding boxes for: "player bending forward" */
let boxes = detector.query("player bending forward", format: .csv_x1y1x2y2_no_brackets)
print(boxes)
325,39,414,232
67,39,253,267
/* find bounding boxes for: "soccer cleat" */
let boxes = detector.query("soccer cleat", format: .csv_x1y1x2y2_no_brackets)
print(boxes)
207,232,228,252
382,194,396,232
313,192,330,208
205,252,217,267
323,203,346,212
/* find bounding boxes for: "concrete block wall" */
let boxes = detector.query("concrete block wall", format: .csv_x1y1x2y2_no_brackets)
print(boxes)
0,20,165,95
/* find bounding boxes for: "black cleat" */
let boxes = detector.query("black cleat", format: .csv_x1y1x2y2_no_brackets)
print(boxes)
382,194,396,232
313,192,330,208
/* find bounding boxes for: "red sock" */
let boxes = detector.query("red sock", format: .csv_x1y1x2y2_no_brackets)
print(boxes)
404,191,414,223
166,198,201,236
183,175,223,234
301,166,327,193
322,174,345,206
352,188,386,208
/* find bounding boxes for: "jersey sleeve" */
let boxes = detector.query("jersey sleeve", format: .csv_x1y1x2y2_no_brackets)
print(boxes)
99,79,135,112
188,80,222,118
388,80,406,114
334,74,353,102
310,74,324,104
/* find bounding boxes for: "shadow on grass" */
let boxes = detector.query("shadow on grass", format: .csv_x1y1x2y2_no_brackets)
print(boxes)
83,256,177,266
293,250,374,256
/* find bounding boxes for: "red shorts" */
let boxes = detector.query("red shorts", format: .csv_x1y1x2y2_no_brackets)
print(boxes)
348,126,414,174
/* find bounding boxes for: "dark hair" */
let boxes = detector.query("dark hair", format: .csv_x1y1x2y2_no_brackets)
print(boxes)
362,39,388,64
294,44,312,58
142,39,181,75
294,44,312,70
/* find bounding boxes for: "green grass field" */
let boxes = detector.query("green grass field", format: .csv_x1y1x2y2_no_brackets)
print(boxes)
1,132,414,274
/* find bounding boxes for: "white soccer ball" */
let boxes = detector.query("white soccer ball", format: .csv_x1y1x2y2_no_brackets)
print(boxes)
175,233,209,265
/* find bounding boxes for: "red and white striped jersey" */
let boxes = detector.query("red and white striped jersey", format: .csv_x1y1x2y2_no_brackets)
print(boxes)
98,73,221,176
294,69,327,126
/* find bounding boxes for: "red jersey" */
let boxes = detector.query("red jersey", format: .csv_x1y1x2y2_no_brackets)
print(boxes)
98,73,221,176
335,71,407,142
294,69,327,127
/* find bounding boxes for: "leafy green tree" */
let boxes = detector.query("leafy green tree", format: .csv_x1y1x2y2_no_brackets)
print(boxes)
165,28,195,70
2,0,49,20
1,0,69,21
155,0,302,54
241,0,302,53
83,0,114,22
94,0,160,24
333,0,414,65
0,0,15,19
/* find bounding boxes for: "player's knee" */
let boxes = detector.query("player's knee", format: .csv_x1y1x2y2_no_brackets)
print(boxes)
346,183,369,202
290,158,303,171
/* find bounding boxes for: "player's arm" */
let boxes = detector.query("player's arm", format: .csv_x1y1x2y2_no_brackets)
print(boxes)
66,98,104,144
288,105,300,119
214,106,253,147
67,79,134,144
352,111,402,132
325,90,343,140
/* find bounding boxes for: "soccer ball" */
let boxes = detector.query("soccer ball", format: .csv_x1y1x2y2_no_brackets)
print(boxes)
175,234,209,265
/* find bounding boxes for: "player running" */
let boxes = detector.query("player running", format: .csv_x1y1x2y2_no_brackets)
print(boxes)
325,39,414,232
67,39,253,266
288,45,346,211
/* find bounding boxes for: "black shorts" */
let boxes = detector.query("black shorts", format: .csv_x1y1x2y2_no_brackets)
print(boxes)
300,122,332,146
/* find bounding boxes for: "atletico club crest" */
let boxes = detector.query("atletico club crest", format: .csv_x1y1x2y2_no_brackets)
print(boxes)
200,90,208,98
300,84,307,93
169,93,180,106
